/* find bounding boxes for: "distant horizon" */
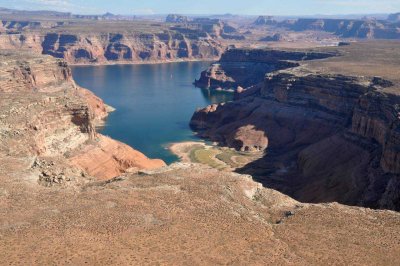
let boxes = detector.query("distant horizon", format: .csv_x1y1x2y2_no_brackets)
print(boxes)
0,6,396,19
0,0,399,16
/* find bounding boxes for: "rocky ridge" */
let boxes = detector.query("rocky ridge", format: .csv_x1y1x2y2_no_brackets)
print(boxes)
0,51,165,184
0,30,224,64
0,19,228,64
191,43,400,211
254,17,400,39
194,48,336,90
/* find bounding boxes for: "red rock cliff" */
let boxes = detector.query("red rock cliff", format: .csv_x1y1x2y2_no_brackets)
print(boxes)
0,51,165,183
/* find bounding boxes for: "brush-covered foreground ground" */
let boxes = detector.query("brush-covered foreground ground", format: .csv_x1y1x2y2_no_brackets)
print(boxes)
1,162,400,265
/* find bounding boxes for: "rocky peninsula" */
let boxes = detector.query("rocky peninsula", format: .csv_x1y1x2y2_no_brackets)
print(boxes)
191,41,400,211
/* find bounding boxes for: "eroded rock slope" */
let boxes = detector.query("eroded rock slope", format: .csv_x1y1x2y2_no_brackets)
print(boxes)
0,20,226,64
191,42,400,210
0,48,399,265
194,48,336,90
0,51,165,184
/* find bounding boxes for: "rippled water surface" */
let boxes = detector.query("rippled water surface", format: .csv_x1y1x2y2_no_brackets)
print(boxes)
72,62,233,163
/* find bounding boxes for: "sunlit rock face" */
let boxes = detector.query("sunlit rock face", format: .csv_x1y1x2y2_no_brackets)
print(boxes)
0,22,225,64
0,51,165,184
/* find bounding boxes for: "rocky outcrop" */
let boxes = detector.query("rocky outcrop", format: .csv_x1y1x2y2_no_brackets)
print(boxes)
255,17,400,39
351,92,400,174
191,48,400,211
166,14,189,23
259,33,283,42
39,32,223,64
254,16,278,26
0,13,243,64
0,51,165,182
68,135,165,180
0,28,224,64
194,48,336,90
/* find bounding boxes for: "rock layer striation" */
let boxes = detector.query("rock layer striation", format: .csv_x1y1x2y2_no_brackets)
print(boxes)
0,51,165,183
191,45,400,211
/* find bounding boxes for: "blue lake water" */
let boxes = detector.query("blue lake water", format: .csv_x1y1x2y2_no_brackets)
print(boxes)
71,62,233,164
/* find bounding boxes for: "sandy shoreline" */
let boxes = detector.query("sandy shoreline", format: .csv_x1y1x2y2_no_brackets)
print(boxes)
168,141,207,162
168,141,263,172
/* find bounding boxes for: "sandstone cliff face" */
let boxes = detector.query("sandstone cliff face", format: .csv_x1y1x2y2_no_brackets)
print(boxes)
0,51,165,183
40,32,223,64
194,48,335,90
191,49,400,211
351,92,400,174
0,26,224,64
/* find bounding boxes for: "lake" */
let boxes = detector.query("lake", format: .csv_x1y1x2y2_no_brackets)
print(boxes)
72,62,233,164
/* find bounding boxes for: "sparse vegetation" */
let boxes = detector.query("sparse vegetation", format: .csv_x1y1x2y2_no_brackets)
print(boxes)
171,142,263,171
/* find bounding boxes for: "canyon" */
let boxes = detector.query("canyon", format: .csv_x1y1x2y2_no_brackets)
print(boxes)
0,10,400,67
1,48,398,264
0,8,400,264
191,41,400,211
194,48,336,90
0,18,230,64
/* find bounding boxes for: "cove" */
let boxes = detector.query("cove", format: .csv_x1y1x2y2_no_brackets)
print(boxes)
71,62,233,164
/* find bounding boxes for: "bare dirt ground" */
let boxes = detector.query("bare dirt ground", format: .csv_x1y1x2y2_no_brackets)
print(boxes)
1,162,400,265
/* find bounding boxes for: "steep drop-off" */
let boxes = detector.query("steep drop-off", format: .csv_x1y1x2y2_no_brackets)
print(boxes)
1,48,400,264
0,20,226,64
191,46,400,211
194,48,336,90
0,51,165,183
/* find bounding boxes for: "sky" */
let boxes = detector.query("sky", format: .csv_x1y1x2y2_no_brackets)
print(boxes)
0,0,399,15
